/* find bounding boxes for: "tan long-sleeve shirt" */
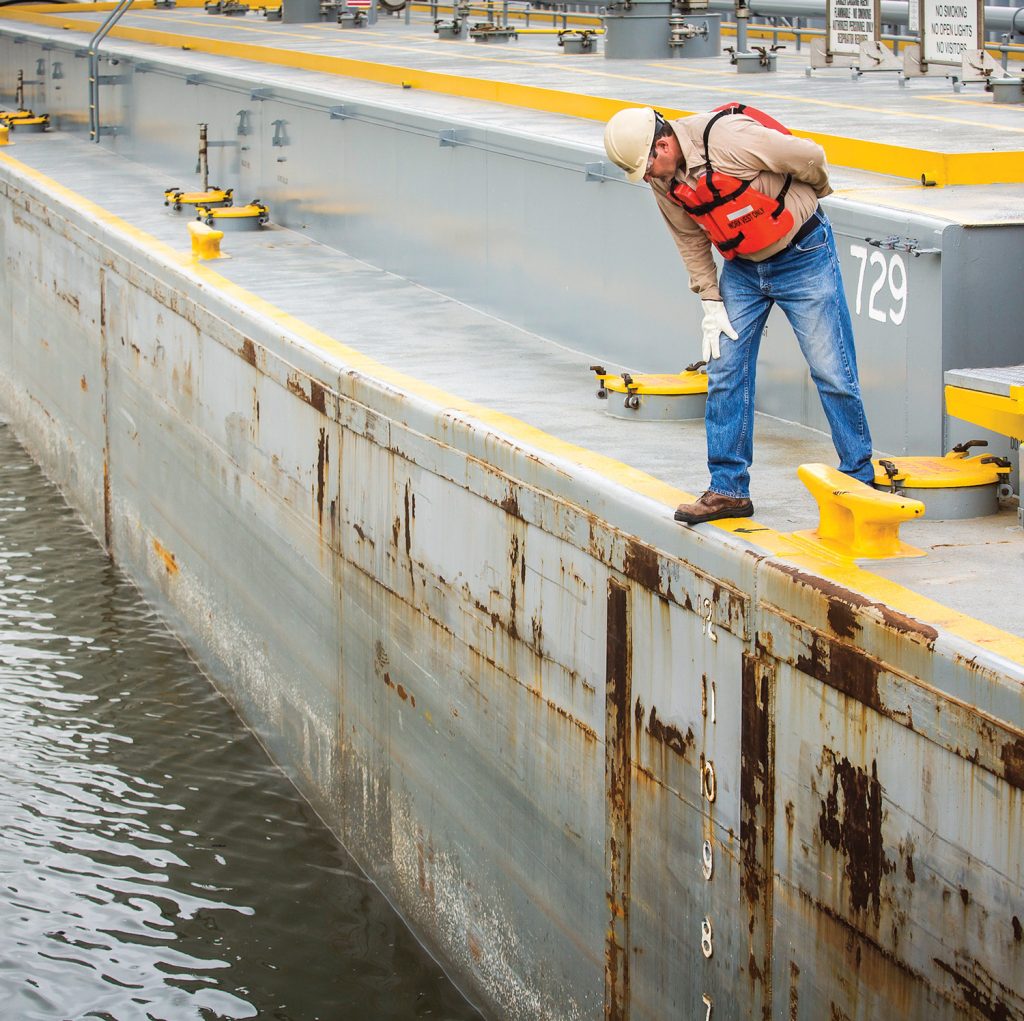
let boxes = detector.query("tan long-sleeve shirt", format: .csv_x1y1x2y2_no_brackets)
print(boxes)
651,112,832,302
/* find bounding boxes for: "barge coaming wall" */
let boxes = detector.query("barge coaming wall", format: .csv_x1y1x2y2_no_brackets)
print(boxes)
3,27,1024,459
1,153,1023,1020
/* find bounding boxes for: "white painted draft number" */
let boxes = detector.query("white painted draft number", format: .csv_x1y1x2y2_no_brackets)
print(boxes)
701,839,714,881
849,244,907,326
701,597,717,644
701,916,714,959
701,676,716,724
699,755,717,804
703,992,713,1019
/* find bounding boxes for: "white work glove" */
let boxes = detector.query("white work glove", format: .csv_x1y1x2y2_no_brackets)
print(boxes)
700,299,738,362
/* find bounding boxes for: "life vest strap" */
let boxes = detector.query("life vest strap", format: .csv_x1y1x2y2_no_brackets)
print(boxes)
667,104,797,259
772,173,793,220
679,175,751,218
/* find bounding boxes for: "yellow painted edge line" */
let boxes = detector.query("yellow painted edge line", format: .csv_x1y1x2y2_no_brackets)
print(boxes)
716,521,1024,661
3,9,1023,185
16,0,210,9
1,148,1021,665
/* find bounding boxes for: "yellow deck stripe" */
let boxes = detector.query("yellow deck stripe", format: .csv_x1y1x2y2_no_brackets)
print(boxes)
3,5,1024,184
10,0,1023,65
644,64,1024,134
1,147,1021,664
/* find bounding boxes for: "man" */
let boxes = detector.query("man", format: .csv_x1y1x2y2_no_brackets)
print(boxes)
603,106,874,525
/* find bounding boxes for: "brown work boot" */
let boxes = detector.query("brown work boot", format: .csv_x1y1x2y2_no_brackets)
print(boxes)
674,490,754,525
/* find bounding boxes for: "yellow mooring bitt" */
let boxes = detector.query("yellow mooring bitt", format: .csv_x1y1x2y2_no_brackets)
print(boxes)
188,221,225,260
0,124,8,147
792,463,925,562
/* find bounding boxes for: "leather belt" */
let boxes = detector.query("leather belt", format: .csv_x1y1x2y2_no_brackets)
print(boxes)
789,206,822,247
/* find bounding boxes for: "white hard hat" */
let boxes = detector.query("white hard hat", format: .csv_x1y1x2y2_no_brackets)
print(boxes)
604,107,656,182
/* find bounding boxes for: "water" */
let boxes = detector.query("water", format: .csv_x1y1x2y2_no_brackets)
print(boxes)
0,423,483,1021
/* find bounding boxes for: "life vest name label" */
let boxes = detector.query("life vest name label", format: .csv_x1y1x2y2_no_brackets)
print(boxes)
726,204,755,223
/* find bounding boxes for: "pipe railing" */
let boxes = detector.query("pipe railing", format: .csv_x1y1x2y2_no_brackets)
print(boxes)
412,0,1022,48
555,0,1023,34
704,0,1024,33
88,0,133,142
717,18,1024,65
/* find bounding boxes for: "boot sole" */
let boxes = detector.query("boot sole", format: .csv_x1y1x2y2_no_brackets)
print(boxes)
674,503,754,525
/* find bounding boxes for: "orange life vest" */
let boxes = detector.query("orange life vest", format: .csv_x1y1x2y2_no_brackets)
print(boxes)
667,103,794,261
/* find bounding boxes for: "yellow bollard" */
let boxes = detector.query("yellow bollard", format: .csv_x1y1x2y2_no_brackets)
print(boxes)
792,463,925,561
188,220,225,260
0,124,9,147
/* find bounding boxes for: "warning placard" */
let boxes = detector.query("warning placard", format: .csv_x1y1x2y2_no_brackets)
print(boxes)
921,0,979,63
828,0,877,54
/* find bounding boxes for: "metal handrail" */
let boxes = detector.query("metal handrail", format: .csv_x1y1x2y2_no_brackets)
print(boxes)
705,0,1024,34
719,18,1024,66
88,0,134,142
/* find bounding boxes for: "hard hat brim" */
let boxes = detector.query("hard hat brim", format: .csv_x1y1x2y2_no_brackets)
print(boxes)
603,107,656,183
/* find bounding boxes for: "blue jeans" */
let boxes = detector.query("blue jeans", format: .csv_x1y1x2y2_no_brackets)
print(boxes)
708,212,874,498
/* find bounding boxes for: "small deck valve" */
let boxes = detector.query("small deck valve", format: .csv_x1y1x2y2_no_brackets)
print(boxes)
0,71,50,132
164,123,234,211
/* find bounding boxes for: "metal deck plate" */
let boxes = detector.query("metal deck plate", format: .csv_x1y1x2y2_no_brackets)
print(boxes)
27,9,1024,153
2,130,1020,637
945,363,1024,396
4,4,1024,166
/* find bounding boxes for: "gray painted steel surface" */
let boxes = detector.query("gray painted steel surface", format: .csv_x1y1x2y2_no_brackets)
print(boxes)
603,7,721,58
601,390,709,420
1,126,1022,1021
2,24,1022,462
1,16,1023,1021
947,363,1024,397
886,482,1001,519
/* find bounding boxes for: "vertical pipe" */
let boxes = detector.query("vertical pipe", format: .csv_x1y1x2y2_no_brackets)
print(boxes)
88,0,135,142
736,0,749,51
198,123,208,194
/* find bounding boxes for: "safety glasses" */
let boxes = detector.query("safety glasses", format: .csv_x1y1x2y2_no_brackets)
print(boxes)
645,111,668,177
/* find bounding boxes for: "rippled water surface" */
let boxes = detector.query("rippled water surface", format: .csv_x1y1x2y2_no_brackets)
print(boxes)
0,425,482,1021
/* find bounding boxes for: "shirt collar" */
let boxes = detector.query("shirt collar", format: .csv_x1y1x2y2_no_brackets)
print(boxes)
671,120,709,181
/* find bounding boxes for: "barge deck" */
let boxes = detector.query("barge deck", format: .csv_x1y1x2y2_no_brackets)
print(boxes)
1,5,1022,1019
